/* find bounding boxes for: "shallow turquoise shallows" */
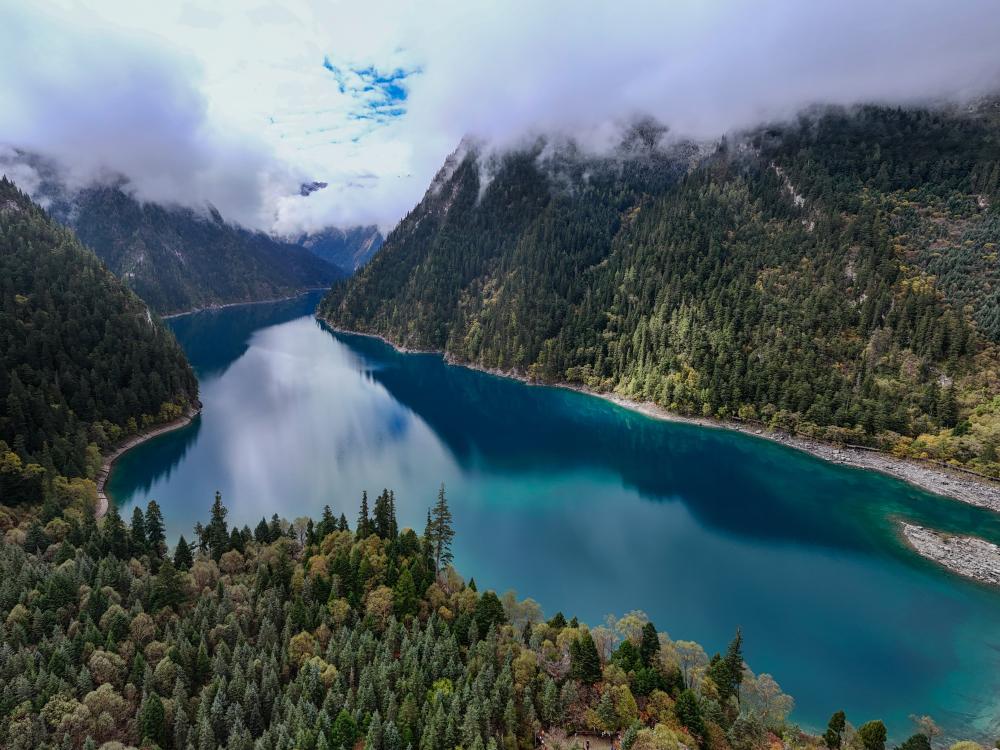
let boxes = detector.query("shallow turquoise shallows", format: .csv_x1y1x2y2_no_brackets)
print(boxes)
109,293,1000,740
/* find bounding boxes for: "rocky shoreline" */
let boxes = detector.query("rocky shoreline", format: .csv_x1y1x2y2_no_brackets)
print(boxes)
900,523,1000,587
94,406,201,519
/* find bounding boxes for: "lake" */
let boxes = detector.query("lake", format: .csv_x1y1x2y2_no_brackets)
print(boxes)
110,292,1000,740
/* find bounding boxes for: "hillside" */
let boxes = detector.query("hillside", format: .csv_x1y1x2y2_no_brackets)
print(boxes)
4,483,943,750
321,105,1000,476
58,184,346,315
296,225,384,271
0,177,198,508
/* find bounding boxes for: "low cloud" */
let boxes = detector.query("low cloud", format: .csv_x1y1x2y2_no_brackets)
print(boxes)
2,1,999,233
0,5,303,229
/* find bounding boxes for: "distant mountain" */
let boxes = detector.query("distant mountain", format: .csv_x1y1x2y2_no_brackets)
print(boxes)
0,152,346,315
0,177,198,503
295,225,384,272
321,105,1000,476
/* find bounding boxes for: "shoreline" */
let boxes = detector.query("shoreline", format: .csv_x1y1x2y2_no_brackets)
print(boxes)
94,406,201,519
322,320,1000,512
160,287,329,320
899,523,1000,588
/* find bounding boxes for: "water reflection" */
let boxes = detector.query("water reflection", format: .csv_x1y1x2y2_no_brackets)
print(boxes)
106,299,1000,740
167,294,321,378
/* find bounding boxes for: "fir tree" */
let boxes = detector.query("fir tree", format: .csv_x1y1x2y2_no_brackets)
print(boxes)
430,483,455,573
145,499,167,558
139,691,167,748
206,491,229,560
174,535,193,570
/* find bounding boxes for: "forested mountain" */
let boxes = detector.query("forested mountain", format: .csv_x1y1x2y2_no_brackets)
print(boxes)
295,225,384,272
2,482,929,750
0,177,198,507
321,105,1000,476
53,184,345,315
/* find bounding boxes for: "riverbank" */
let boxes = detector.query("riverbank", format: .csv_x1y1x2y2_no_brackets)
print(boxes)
161,288,329,320
94,406,201,519
321,321,1000,511
900,523,1000,587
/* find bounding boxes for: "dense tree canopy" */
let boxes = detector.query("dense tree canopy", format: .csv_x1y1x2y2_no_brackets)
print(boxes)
321,105,1000,475
0,178,198,508
5,151,348,316
0,484,828,750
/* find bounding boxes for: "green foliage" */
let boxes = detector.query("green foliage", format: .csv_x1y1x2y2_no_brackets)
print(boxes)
54,181,344,315
0,178,198,505
675,689,706,741
0,486,960,750
859,720,889,750
898,734,932,750
321,105,1000,476
570,630,602,684
825,710,847,749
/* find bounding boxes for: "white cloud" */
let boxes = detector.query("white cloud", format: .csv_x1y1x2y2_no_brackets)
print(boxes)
1,0,998,233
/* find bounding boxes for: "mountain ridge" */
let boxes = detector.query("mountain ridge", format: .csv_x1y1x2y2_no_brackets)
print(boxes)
321,104,1000,477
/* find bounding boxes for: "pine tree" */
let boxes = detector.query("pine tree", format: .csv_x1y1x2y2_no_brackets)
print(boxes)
130,506,148,555
152,559,185,611
394,567,419,619
824,710,846,749
174,535,193,570
254,517,270,543
139,691,167,748
206,491,229,560
145,499,167,558
430,483,455,573
570,631,602,684
858,721,887,750
357,491,372,539
675,689,705,740
639,622,660,667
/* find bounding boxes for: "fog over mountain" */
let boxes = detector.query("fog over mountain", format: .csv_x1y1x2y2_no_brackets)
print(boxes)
1,0,998,232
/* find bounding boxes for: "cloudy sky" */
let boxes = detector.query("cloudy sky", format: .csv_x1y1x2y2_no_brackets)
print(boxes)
1,1,999,234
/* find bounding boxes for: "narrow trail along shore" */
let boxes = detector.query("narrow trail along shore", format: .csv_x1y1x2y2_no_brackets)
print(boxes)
94,406,201,519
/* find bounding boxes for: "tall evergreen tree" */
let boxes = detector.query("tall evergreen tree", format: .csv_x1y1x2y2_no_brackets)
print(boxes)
145,499,167,558
205,491,229,560
174,535,194,570
357,491,373,539
430,483,455,573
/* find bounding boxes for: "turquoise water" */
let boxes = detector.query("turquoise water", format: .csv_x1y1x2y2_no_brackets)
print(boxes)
110,293,1000,739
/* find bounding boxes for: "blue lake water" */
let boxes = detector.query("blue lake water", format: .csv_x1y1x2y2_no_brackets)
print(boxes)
110,292,1000,740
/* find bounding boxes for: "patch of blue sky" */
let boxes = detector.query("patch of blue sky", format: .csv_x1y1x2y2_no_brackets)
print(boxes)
321,56,419,126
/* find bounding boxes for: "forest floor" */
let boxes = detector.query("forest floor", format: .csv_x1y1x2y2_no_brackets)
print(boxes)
94,406,201,519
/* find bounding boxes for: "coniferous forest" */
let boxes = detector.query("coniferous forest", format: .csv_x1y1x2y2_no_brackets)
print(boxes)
0,178,198,508
320,105,1000,475
4,481,927,750
0,86,998,750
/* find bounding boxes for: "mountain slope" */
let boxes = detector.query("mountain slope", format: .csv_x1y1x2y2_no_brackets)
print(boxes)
321,106,1000,475
58,184,346,315
296,224,383,271
0,177,198,506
